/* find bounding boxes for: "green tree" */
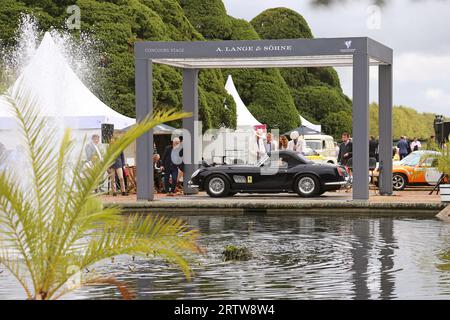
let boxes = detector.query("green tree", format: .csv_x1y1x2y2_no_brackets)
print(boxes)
179,0,298,131
294,86,351,122
0,0,235,130
250,7,313,39
177,0,232,39
0,83,200,300
248,81,300,133
250,7,351,133
322,110,352,139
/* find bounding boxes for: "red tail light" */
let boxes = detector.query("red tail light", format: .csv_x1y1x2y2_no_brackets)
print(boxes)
337,167,344,176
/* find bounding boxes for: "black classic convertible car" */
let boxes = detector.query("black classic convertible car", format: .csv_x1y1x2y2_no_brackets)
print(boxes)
188,150,351,198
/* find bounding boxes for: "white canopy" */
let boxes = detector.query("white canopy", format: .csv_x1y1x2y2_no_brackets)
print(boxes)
300,115,321,133
0,32,135,130
225,75,262,127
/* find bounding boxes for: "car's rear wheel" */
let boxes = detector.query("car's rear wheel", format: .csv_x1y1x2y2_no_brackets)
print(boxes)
392,173,407,191
205,175,230,197
295,175,320,197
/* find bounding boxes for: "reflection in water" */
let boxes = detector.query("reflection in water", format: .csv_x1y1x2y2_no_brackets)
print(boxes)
0,215,448,300
351,219,371,299
379,218,395,299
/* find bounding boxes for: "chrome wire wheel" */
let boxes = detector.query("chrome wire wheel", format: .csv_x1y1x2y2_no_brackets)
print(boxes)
298,176,315,195
208,177,225,195
392,174,406,190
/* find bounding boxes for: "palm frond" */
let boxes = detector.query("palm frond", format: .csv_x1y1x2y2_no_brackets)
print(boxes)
0,83,200,300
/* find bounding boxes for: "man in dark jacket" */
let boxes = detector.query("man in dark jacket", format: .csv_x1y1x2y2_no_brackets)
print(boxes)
397,136,409,160
162,137,181,195
338,132,353,166
369,136,379,161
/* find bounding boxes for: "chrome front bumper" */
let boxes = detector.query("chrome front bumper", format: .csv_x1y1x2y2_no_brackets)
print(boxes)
325,176,352,187
188,180,199,188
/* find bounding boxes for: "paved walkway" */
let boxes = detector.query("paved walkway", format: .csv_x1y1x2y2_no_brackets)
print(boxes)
102,189,446,216
102,188,442,203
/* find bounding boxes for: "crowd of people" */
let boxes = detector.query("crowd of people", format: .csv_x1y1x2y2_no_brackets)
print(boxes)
255,128,308,161
395,136,422,160
1,128,438,199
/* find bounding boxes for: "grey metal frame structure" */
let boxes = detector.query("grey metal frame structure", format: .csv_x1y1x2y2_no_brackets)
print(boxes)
135,37,393,201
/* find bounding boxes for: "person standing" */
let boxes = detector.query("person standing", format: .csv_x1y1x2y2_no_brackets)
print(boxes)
108,137,127,196
410,137,421,151
255,129,266,161
162,137,182,196
405,136,412,155
337,132,353,166
397,136,409,160
153,153,163,193
279,135,289,150
369,136,379,161
85,134,103,162
288,131,307,155
264,132,277,153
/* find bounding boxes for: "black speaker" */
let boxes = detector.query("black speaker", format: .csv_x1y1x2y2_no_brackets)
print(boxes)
434,115,445,145
101,123,114,144
443,122,450,142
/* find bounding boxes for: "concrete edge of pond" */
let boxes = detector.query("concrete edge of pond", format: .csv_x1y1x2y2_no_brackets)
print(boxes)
105,200,448,217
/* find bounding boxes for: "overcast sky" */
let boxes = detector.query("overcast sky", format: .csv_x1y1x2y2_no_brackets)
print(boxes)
223,0,450,116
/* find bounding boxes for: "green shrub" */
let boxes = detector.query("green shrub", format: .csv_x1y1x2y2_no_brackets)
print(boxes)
248,81,300,133
178,0,232,39
250,7,313,39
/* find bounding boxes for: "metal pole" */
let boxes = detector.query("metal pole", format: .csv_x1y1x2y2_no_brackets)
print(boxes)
378,64,393,195
135,59,154,201
352,54,370,200
182,69,199,194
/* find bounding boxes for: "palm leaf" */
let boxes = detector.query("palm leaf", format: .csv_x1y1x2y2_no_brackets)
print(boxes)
0,82,201,300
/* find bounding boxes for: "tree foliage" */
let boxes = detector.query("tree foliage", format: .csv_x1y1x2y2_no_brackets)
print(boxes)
369,103,437,140
294,86,352,138
250,7,313,39
250,7,351,137
178,0,299,131
0,0,235,130
178,0,232,40
1,1,354,134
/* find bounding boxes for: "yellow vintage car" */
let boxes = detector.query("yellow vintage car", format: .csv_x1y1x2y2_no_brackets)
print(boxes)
372,150,443,190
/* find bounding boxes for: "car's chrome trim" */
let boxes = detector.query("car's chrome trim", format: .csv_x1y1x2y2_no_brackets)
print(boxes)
187,180,199,188
325,181,349,186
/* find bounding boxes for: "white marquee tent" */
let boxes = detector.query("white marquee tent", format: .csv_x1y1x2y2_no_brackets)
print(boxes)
300,115,321,133
225,75,262,127
0,32,135,148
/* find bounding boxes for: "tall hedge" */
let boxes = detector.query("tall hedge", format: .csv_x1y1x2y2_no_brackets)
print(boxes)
177,0,232,40
0,0,236,130
1,1,354,135
179,0,300,131
294,86,351,137
250,7,313,40
250,7,352,137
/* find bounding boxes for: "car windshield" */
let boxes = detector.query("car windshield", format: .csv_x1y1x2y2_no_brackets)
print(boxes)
257,152,313,167
399,153,420,166
399,151,440,167
306,140,322,151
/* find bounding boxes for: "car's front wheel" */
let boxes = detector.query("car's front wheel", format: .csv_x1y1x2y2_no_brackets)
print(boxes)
295,175,320,197
392,173,407,191
205,175,230,197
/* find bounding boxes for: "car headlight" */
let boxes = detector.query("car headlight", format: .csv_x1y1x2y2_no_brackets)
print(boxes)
191,169,201,179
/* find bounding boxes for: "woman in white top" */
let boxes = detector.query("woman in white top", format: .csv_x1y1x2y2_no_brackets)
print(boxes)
255,128,267,161
288,131,307,155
